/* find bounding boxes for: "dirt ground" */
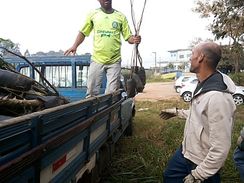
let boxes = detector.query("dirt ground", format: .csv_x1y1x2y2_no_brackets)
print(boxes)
135,82,181,101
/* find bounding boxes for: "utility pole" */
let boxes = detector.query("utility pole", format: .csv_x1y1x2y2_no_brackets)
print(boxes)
152,52,157,75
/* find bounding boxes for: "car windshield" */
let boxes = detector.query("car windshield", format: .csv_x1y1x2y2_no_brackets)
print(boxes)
191,79,198,84
182,77,191,82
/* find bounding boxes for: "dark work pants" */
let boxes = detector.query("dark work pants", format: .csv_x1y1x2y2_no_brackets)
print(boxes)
163,147,220,183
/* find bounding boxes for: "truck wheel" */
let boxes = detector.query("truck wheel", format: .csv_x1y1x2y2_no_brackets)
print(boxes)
124,118,133,136
77,167,100,183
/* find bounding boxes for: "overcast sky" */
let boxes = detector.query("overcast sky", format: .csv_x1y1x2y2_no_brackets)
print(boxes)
0,0,214,68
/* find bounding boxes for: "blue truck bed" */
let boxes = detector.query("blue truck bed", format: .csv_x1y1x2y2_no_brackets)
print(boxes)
0,90,134,183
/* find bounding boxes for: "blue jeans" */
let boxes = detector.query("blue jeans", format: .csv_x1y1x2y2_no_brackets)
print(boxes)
163,147,220,183
233,147,244,182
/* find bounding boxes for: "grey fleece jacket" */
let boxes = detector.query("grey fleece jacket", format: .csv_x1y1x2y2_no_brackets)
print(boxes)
181,72,236,181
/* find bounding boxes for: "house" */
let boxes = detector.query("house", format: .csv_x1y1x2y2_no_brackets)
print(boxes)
168,49,191,71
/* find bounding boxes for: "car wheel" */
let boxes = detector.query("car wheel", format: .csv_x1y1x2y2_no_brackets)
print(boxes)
233,94,244,105
176,86,181,93
182,91,192,102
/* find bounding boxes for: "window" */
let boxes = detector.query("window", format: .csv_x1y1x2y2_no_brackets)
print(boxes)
45,66,72,87
18,62,92,88
34,66,42,83
20,67,30,77
179,55,184,59
76,65,89,87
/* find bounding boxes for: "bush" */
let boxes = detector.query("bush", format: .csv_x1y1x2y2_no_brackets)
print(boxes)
229,72,244,85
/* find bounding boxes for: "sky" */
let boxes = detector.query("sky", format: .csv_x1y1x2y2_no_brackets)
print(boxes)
0,0,214,68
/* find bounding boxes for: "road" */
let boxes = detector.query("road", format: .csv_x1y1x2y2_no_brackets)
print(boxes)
135,82,180,101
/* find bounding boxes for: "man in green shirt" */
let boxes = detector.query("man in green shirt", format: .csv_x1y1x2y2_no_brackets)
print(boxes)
64,0,141,97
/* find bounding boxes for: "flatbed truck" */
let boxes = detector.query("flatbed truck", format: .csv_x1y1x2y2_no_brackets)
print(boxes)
0,55,135,183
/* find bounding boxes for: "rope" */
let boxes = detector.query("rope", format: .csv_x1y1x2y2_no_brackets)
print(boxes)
130,0,147,76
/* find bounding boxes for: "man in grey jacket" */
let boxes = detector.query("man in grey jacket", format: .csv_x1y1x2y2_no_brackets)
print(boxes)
162,42,236,183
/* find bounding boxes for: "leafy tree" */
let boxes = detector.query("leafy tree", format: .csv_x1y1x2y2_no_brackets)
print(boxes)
188,37,204,49
193,0,244,72
218,45,234,73
167,63,175,70
178,62,189,71
188,37,214,49
226,0,244,10
0,38,21,56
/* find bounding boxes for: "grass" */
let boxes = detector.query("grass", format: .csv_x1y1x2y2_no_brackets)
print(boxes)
101,100,243,183
146,75,174,83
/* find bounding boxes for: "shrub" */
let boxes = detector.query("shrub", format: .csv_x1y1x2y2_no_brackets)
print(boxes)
229,72,244,85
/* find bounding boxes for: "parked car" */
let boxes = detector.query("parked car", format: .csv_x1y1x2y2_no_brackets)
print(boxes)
179,78,198,102
233,86,244,105
180,81,244,105
174,75,197,93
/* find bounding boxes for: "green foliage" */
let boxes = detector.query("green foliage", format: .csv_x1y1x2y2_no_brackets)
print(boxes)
0,55,16,70
102,100,243,183
146,75,173,83
229,72,244,85
194,0,244,42
193,0,244,72
226,0,244,9
0,38,21,55
0,38,15,48
167,63,174,70
188,37,214,49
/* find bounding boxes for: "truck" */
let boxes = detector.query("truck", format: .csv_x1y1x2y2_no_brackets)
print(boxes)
0,55,135,183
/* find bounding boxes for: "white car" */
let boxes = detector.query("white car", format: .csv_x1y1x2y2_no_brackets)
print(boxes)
179,79,198,102
233,86,244,105
174,75,197,93
180,81,244,105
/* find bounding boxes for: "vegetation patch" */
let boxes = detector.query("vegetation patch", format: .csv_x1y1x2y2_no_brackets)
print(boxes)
230,72,244,86
101,100,243,183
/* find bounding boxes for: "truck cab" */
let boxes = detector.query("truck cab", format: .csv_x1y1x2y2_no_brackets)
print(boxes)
3,54,106,101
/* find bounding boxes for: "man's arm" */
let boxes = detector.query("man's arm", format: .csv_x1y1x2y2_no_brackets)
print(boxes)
160,108,189,120
64,32,85,56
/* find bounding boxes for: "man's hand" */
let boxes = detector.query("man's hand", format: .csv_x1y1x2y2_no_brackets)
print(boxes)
64,45,78,56
183,174,201,183
133,35,141,44
237,136,244,151
128,35,141,44
159,108,177,120
64,32,85,56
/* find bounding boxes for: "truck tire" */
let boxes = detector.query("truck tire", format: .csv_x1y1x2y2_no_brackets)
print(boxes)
0,69,34,91
124,118,133,136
